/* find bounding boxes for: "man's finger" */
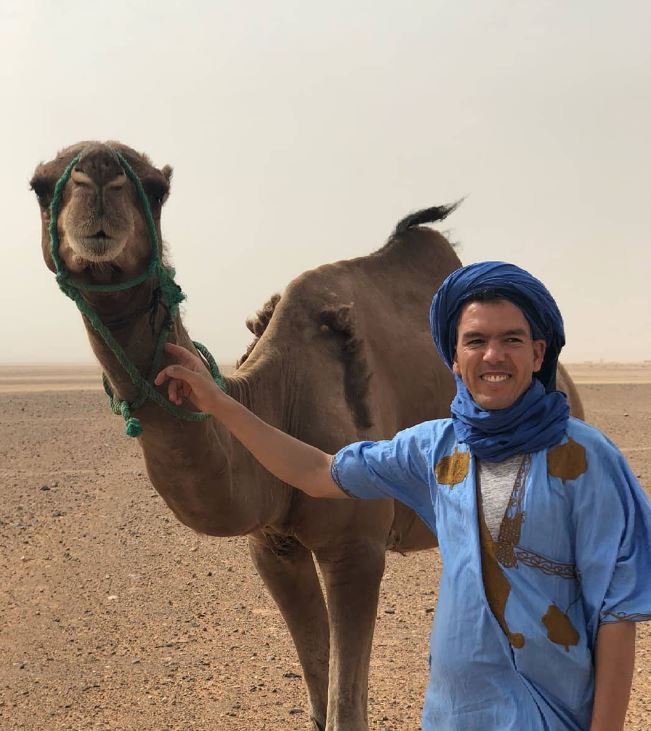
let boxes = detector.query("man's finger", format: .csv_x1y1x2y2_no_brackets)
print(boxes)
155,364,194,386
164,342,190,355
155,368,170,386
173,379,182,405
164,342,204,369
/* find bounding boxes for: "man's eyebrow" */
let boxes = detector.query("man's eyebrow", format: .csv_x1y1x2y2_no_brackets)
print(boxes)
460,328,530,340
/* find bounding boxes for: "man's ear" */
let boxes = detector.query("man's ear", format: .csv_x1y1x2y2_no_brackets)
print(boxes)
533,340,546,372
452,353,460,376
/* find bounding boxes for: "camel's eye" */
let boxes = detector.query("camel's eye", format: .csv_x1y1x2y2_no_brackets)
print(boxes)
142,177,169,206
30,175,54,209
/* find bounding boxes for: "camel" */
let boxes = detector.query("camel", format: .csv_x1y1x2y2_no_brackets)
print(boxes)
31,141,584,731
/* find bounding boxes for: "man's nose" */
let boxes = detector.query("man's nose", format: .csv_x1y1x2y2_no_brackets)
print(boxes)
482,340,505,363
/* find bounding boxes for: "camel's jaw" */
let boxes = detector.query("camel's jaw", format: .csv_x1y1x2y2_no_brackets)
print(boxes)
61,180,139,262
58,193,151,275
67,231,130,264
53,210,152,276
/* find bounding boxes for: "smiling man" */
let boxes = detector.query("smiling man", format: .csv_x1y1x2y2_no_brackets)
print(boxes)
157,261,651,731
453,298,546,410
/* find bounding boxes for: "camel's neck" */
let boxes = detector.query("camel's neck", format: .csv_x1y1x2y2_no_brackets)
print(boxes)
82,282,165,397
81,287,291,537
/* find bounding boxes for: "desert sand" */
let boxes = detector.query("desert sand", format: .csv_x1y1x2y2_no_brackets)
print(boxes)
1,364,649,730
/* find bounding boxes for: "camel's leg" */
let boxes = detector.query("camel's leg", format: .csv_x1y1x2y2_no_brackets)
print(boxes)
315,540,386,731
248,533,330,731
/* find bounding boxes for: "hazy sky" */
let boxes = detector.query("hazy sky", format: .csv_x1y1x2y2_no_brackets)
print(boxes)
2,0,650,363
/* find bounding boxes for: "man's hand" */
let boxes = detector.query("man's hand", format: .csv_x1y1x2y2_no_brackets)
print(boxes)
155,342,345,500
155,342,225,413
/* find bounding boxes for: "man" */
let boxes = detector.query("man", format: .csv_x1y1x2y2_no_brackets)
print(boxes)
156,261,651,730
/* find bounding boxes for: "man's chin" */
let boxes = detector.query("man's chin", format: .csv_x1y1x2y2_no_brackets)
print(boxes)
473,392,517,411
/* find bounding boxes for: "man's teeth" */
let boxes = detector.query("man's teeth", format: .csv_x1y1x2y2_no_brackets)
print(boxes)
482,374,510,382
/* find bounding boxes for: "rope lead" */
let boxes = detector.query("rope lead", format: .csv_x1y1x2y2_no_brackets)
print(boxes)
50,147,227,437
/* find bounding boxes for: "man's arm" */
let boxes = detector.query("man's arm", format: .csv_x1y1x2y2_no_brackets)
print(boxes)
589,621,636,731
155,343,346,499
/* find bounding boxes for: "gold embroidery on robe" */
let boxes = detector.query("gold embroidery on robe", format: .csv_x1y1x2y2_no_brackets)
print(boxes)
435,449,470,487
513,547,579,580
541,604,579,651
547,438,587,480
477,478,525,649
494,455,529,567
496,514,525,567
601,610,651,622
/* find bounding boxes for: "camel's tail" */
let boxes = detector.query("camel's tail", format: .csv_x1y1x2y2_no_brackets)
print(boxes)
391,202,461,238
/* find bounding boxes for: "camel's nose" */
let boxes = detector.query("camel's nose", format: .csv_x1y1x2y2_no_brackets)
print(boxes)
75,146,124,188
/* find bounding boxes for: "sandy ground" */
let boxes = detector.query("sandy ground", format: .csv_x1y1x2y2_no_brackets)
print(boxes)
1,365,650,730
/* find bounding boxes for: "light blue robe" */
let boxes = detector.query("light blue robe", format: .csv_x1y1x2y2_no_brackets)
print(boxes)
331,417,651,730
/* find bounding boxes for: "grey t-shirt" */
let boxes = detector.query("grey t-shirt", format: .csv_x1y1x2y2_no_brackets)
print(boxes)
478,454,524,540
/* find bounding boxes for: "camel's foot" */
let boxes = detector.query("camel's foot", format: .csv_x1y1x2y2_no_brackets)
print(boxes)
324,709,369,731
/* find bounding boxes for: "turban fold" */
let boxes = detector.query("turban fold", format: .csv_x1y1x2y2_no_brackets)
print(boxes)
429,261,565,391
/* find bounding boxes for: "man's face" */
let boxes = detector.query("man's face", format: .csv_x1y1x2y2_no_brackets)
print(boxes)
452,299,546,410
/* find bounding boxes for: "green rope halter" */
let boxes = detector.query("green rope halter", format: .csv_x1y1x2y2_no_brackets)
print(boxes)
48,147,227,437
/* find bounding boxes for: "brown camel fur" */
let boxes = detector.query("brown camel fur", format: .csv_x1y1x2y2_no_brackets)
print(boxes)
31,141,584,731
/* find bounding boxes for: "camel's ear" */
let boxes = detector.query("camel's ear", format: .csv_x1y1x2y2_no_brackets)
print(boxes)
157,166,172,205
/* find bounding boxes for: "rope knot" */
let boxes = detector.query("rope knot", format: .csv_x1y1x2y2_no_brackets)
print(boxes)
125,417,143,438
119,401,143,437
159,267,186,307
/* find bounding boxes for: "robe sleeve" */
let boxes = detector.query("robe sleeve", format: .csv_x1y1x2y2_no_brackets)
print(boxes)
572,435,651,640
330,424,436,530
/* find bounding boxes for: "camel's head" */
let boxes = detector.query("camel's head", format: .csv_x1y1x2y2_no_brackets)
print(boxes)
31,141,172,281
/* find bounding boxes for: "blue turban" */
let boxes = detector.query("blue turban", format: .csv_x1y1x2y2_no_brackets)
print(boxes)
430,261,565,391
429,261,570,460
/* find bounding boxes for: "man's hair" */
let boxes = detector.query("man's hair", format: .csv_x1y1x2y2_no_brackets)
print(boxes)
456,288,534,343
463,288,507,306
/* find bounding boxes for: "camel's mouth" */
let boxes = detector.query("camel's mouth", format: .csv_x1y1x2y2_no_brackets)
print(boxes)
73,232,128,262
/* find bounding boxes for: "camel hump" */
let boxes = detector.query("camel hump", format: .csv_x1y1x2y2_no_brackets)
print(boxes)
237,293,282,367
391,202,461,239
246,293,281,337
